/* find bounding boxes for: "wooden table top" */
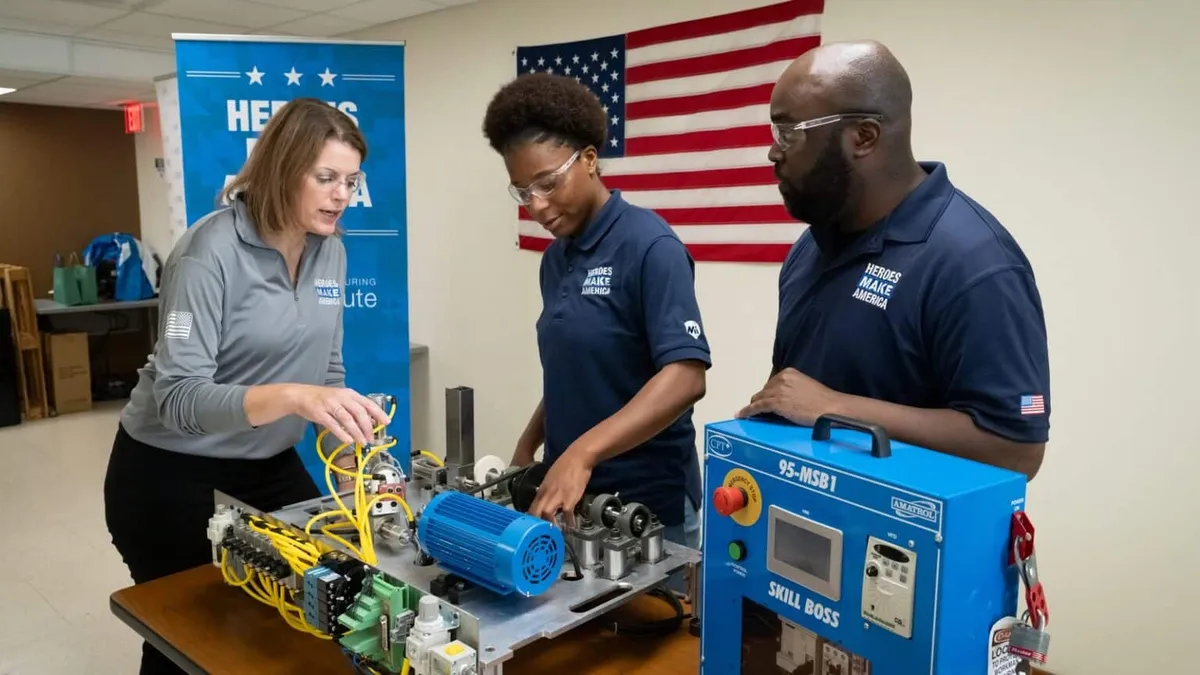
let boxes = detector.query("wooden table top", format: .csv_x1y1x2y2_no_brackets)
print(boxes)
110,565,701,675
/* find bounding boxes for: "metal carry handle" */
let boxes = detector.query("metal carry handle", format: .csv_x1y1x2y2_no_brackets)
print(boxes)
811,414,892,458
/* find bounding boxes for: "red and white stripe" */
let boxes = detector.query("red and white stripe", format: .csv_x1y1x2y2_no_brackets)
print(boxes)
518,0,823,263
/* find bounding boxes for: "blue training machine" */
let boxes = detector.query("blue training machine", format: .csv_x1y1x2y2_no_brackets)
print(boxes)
700,414,1027,675
417,490,565,598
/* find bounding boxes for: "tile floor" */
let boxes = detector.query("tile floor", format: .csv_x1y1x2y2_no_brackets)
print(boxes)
0,401,142,674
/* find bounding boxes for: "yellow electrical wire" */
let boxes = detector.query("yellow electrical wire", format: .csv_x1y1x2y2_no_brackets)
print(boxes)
218,399,435,653
306,401,419,565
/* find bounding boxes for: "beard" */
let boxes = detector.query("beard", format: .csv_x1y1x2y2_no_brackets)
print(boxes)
778,135,857,242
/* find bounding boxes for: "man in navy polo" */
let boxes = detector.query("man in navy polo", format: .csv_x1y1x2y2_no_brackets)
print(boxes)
738,41,1050,480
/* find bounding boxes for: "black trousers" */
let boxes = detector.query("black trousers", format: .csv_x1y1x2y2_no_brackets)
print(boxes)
104,424,322,675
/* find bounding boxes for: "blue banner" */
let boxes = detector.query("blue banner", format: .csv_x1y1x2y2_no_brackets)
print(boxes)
172,35,410,484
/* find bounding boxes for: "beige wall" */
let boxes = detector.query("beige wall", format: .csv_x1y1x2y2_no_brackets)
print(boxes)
132,102,172,266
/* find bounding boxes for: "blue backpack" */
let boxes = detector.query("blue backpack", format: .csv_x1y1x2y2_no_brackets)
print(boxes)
82,233,157,301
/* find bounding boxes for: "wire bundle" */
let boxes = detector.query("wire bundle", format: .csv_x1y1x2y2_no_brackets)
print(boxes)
306,402,421,566
219,547,330,640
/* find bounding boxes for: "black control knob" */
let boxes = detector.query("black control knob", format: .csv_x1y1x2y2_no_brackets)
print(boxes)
866,564,879,578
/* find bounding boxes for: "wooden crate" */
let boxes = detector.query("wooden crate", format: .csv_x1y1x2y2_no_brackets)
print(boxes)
0,264,48,420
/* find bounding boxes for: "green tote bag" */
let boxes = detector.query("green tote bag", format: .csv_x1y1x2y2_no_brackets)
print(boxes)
53,252,97,306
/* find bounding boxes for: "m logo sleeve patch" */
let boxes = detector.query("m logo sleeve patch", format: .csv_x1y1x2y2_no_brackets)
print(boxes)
164,311,194,340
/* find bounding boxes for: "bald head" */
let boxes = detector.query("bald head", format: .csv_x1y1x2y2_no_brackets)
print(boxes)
776,40,913,131
768,41,928,237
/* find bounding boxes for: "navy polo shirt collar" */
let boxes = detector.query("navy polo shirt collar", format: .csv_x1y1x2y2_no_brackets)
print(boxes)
878,161,953,244
814,161,952,265
570,189,628,252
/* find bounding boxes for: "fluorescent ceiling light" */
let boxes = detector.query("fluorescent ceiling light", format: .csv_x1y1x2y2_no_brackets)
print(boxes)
0,88,15,96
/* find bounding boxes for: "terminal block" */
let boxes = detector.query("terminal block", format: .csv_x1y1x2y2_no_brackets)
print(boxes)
337,573,413,672
303,552,367,636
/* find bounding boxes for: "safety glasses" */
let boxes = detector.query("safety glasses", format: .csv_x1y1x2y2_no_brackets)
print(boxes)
771,113,884,151
508,151,580,205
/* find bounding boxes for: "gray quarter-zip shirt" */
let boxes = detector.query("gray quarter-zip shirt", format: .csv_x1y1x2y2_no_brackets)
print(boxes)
120,197,346,459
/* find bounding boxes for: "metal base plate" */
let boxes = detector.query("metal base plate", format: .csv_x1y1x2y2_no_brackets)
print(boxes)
236,490,700,673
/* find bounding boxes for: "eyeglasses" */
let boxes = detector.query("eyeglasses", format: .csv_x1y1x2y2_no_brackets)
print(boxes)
771,113,884,151
508,151,580,206
313,170,365,194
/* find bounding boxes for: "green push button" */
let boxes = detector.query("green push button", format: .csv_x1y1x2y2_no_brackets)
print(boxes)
728,540,747,562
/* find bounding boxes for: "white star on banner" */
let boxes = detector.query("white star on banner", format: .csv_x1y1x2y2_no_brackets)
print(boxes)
284,67,302,86
319,67,337,86
246,66,264,85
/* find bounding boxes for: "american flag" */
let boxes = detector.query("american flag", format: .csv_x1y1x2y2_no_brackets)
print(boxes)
1020,394,1046,416
164,310,194,341
514,0,824,263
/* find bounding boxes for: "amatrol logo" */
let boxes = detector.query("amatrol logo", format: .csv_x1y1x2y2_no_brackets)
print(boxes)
707,434,733,457
891,497,939,524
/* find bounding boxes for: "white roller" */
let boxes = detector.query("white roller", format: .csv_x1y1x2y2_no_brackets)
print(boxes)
473,454,507,494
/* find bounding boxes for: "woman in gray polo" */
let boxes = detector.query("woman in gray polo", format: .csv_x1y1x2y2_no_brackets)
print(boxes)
103,98,388,675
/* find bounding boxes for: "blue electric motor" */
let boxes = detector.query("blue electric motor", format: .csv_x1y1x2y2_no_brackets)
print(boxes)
417,491,564,597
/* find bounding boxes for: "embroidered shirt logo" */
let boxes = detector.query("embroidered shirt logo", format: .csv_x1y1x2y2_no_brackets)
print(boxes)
582,266,612,296
314,278,342,306
852,263,903,310
164,311,193,340
684,320,702,339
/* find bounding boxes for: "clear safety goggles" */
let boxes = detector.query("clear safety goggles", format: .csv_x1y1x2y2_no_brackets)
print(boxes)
771,113,884,151
508,151,580,206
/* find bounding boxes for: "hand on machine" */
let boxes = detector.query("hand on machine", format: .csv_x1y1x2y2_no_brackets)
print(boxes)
206,386,701,675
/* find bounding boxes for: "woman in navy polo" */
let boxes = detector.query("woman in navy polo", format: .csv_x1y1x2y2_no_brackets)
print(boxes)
482,73,711,546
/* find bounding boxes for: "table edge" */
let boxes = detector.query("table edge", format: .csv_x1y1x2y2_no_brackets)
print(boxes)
109,594,208,675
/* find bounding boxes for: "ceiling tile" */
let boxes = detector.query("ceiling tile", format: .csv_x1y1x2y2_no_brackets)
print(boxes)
74,27,176,51
0,69,62,92
3,76,155,107
332,0,442,24
267,13,370,37
145,0,308,31
100,11,244,37
0,0,126,30
0,17,81,37
245,0,360,12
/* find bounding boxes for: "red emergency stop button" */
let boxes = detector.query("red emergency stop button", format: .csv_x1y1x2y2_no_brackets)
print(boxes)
713,486,748,516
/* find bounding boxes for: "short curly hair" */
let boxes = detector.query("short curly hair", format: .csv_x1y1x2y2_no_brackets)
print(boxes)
482,73,607,155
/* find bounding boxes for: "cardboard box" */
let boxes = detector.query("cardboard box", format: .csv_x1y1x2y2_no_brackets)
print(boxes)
43,332,91,414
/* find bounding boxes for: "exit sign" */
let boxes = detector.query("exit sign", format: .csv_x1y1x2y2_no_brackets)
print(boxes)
124,102,144,134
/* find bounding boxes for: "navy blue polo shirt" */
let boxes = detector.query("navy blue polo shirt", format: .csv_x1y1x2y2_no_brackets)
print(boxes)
772,162,1050,444
536,190,711,526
